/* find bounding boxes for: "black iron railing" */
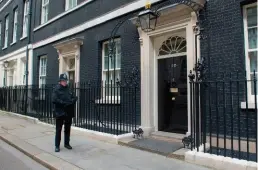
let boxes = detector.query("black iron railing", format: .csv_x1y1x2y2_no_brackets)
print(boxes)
189,72,258,162
0,82,140,135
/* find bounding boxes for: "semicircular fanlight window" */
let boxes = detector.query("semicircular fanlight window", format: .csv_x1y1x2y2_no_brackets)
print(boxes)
158,36,187,56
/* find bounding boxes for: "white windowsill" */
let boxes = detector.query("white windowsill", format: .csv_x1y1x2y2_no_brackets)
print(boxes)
2,46,7,50
10,41,16,46
241,102,258,109
95,99,120,104
20,36,27,40
34,0,94,32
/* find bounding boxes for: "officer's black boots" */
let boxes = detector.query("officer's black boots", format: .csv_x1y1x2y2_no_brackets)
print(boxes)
64,144,72,150
55,147,60,152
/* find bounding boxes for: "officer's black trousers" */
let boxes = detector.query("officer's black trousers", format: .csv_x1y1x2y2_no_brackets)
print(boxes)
55,116,72,147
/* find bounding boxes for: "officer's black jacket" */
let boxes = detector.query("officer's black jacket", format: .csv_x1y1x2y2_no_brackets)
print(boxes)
52,84,77,118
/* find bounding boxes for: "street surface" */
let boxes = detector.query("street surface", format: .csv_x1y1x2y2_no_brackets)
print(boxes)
0,139,48,170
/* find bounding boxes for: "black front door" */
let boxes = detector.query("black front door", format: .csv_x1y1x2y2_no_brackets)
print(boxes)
158,56,187,134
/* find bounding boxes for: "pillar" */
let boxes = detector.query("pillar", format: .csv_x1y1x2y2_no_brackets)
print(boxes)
138,28,155,135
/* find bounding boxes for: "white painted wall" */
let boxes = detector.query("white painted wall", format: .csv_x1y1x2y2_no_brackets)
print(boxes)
0,46,33,87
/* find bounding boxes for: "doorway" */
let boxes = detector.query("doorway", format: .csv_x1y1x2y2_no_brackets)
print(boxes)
156,35,188,134
158,56,187,134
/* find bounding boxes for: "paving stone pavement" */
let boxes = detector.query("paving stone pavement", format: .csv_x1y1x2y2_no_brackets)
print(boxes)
0,112,211,170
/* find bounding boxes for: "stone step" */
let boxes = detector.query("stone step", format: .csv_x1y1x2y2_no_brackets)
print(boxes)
118,135,189,161
151,131,186,140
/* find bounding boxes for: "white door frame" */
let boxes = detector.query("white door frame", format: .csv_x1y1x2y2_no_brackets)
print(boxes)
137,12,198,136
153,29,189,134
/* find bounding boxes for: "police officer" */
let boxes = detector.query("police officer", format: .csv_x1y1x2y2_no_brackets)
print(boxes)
52,73,77,152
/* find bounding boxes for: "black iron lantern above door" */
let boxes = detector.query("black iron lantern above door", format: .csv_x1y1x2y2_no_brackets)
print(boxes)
138,3,158,32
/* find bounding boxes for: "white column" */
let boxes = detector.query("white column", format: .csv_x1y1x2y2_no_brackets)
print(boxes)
185,12,199,136
16,58,22,85
138,28,155,135
28,49,33,85
57,50,64,75
12,60,17,86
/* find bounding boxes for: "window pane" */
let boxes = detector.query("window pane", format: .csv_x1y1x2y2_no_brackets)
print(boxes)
116,40,121,68
5,16,9,29
247,6,257,27
73,0,76,7
249,51,257,72
116,53,121,68
104,70,120,96
248,28,257,49
104,43,108,56
23,1,29,36
104,71,113,82
40,57,47,76
104,56,108,70
45,6,48,22
102,39,121,97
13,9,18,42
4,16,9,46
110,57,114,69
43,0,49,5
69,0,73,8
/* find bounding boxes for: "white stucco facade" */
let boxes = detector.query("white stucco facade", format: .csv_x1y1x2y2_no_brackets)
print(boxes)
0,46,33,87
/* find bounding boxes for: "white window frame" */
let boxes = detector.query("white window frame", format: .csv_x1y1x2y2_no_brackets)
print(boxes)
65,0,77,11
3,15,9,48
243,3,258,105
41,0,49,24
22,0,29,38
39,56,47,88
12,8,18,43
100,39,121,103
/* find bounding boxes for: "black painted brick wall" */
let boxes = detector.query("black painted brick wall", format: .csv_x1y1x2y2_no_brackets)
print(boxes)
200,0,257,138
33,13,141,125
33,0,136,42
0,0,30,57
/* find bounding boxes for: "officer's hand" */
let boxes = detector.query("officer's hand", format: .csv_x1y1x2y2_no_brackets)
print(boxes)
72,98,77,104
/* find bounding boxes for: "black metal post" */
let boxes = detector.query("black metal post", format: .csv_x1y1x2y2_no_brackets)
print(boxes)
24,0,33,115
254,71,258,162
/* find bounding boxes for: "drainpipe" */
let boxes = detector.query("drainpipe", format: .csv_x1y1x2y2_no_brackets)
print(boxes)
24,0,33,114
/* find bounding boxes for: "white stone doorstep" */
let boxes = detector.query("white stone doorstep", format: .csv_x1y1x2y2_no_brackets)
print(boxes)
0,111,133,144
185,150,258,170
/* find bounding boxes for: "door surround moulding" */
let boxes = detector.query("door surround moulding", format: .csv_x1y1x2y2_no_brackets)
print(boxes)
138,12,198,136
53,37,83,84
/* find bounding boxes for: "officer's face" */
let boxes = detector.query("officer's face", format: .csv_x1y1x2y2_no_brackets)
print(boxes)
60,80,67,86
